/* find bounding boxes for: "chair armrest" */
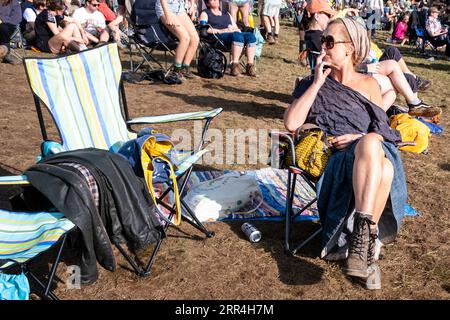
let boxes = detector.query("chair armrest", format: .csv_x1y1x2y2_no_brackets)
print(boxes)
269,130,297,165
0,175,30,185
127,108,223,125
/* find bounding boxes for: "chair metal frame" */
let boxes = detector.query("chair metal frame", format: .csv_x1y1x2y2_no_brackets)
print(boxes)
270,131,322,256
20,44,221,277
8,24,26,60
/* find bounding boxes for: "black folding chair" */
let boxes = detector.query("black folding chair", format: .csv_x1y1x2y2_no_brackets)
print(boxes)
128,0,178,74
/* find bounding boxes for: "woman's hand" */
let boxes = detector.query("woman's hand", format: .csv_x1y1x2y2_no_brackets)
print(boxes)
366,62,380,73
330,133,364,150
313,51,332,88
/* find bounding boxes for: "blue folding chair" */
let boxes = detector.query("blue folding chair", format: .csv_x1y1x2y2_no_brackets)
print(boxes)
0,42,222,278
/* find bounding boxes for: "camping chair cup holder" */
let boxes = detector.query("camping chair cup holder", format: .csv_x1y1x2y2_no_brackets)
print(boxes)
0,42,222,298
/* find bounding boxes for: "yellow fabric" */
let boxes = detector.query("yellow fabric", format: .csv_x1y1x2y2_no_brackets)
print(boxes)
286,129,332,179
370,42,384,60
237,12,254,28
141,136,181,225
390,114,430,153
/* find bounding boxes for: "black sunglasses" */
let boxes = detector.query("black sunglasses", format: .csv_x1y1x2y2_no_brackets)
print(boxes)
321,35,352,50
89,2,99,6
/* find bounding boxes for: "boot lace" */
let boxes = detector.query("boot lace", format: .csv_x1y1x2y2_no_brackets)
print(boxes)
348,215,375,260
367,230,378,265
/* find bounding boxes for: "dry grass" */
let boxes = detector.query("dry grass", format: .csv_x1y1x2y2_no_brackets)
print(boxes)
0,21,449,300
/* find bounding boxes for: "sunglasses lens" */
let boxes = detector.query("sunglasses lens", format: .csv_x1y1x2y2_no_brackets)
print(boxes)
321,36,334,49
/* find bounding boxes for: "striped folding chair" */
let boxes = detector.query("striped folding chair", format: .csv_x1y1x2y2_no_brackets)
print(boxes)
0,208,75,300
1,42,222,278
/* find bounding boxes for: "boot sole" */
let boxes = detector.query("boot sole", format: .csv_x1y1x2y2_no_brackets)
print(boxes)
343,268,369,278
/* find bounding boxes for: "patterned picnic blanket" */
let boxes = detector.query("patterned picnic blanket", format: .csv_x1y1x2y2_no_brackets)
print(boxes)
185,168,319,222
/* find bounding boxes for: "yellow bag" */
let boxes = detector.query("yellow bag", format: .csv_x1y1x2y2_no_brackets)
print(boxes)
141,133,181,226
286,124,332,179
390,113,430,154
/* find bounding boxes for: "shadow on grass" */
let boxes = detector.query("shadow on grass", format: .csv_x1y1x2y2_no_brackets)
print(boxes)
158,91,285,120
202,83,293,104
225,220,324,286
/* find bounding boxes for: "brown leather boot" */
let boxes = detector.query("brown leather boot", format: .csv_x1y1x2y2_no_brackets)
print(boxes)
246,63,257,77
230,62,242,76
343,212,375,278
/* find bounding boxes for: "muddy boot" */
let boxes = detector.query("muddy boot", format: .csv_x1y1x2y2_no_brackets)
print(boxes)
230,62,242,76
343,212,375,278
245,63,257,77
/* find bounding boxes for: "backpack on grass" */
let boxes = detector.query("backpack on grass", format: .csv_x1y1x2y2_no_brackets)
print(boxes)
197,46,227,79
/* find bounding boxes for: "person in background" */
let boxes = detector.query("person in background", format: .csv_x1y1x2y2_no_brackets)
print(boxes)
392,13,409,44
425,6,450,60
0,0,21,64
200,0,257,76
21,0,46,45
362,0,384,38
97,0,127,48
34,0,88,53
261,0,281,44
228,0,251,29
72,0,110,45
155,0,200,80
303,0,336,71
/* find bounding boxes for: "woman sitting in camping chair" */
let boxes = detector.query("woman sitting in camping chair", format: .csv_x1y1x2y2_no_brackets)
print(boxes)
284,17,408,290
199,0,257,77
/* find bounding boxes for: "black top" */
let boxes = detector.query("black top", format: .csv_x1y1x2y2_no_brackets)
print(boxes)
304,29,322,53
34,9,63,52
204,8,232,30
292,76,401,143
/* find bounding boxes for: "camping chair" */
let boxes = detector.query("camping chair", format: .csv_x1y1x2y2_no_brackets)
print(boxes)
0,43,222,277
0,205,75,300
269,131,321,255
128,0,178,74
8,24,26,60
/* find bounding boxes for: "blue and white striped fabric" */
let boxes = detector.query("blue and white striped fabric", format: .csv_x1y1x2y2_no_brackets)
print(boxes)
0,209,75,269
24,43,136,151
24,43,223,163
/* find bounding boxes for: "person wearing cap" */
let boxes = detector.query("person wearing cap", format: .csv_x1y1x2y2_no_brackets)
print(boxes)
285,17,408,290
425,6,450,59
303,0,336,71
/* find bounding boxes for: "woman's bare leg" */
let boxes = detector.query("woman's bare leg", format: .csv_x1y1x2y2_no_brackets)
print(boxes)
177,12,199,65
378,60,418,105
160,14,190,64
372,73,397,111
353,133,392,220
240,3,250,27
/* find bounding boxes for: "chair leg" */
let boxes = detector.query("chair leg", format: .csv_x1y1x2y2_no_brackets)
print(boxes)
180,198,215,237
24,233,69,300
284,171,296,254
284,172,321,255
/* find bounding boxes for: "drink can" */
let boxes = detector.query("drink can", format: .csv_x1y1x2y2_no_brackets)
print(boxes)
241,222,262,243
